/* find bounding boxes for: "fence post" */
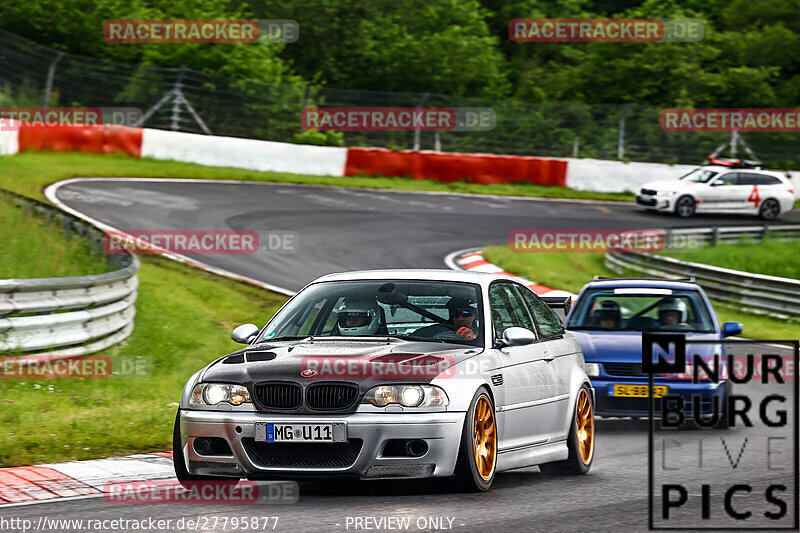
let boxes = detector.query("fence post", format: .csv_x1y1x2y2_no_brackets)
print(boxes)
413,93,429,151
617,104,631,160
42,52,65,108
711,227,719,246
572,136,579,158
170,66,186,131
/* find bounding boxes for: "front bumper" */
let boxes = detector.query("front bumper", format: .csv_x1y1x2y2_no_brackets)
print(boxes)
591,378,727,417
178,409,465,480
636,194,674,211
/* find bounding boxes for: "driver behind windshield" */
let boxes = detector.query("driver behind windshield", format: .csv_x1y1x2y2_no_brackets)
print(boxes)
412,295,478,342
658,298,690,328
448,296,478,341
335,298,387,336
594,300,621,329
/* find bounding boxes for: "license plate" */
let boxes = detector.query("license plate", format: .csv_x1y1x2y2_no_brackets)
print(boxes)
611,384,668,398
254,422,346,443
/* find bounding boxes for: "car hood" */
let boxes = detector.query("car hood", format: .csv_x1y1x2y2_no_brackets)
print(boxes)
568,330,721,363
640,179,701,192
200,339,483,386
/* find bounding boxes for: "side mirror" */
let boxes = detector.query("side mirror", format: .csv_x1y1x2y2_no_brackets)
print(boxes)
710,181,723,187
502,327,537,347
722,322,743,338
231,323,260,344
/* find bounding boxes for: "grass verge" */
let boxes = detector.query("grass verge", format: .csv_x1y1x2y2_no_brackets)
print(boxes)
482,246,799,339
0,194,108,278
0,151,634,203
0,154,292,466
661,238,800,279
0,256,287,466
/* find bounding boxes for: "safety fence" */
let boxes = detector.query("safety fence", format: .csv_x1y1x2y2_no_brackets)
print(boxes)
605,225,800,318
0,189,139,354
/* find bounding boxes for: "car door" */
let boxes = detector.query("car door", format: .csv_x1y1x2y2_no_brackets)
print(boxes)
489,281,560,450
705,172,744,211
516,285,573,439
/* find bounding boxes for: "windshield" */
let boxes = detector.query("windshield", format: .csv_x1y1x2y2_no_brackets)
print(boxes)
680,168,719,183
259,280,483,346
566,288,715,333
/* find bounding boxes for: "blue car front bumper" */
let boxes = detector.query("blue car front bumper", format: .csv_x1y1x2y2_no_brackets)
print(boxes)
592,378,728,418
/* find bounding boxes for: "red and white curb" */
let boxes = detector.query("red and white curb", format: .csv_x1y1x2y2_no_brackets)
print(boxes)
0,452,174,506
447,248,576,299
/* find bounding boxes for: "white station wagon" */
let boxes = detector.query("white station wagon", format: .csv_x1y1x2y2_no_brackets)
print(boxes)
637,159,795,220
174,270,594,491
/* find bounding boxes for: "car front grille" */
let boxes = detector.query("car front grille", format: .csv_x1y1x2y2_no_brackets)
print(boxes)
242,438,363,468
253,382,303,409
636,196,657,206
640,188,657,196
604,363,645,377
306,383,359,410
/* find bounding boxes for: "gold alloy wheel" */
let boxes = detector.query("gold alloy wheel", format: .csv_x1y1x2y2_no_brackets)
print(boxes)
473,396,497,480
576,389,595,464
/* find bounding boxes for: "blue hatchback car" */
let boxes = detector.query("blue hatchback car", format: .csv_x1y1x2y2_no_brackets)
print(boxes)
564,279,743,420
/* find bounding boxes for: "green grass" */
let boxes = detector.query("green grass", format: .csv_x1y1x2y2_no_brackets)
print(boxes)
0,151,634,203
662,238,800,279
483,245,800,340
0,256,287,466
0,195,108,278
0,153,298,466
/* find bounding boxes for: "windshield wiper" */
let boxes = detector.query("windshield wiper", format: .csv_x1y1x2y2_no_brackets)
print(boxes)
388,334,470,345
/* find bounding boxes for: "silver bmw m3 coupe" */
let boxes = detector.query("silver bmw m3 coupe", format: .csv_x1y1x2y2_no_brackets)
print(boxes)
174,269,595,491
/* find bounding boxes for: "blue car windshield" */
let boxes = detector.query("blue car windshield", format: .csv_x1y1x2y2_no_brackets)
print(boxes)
567,289,715,333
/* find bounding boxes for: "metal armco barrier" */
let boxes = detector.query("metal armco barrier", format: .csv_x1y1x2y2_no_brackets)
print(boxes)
0,189,139,354
605,224,800,318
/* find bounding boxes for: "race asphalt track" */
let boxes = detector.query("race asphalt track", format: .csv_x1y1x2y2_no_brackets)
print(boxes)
6,178,798,532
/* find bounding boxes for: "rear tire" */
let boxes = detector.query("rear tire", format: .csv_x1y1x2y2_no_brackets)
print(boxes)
540,385,595,475
759,199,781,220
675,195,696,218
451,387,497,492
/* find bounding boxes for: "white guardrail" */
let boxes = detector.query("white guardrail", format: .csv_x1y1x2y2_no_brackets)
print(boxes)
0,190,139,355
605,224,800,318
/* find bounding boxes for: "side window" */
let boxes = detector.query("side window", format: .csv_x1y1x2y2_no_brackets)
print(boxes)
519,287,566,338
488,283,534,339
715,172,739,186
738,173,761,186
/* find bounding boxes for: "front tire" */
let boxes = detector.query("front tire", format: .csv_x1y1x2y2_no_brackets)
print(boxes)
452,387,497,491
675,195,696,218
540,385,595,475
759,199,781,220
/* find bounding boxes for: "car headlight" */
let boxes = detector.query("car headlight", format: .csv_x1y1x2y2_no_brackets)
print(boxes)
656,191,675,197
362,385,449,407
585,363,600,377
190,383,251,406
